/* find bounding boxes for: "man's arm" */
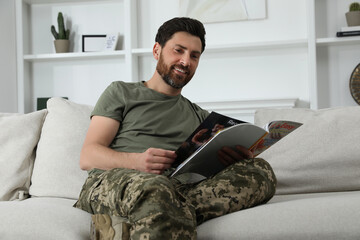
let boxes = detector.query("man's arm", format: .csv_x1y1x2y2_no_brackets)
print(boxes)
79,116,176,174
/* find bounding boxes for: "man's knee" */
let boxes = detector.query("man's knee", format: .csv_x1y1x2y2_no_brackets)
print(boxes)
236,157,277,202
252,158,277,196
216,158,277,204
128,174,196,230
125,174,179,209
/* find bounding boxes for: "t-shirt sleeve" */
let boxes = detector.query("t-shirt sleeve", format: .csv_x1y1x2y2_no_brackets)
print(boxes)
191,102,210,122
91,82,125,122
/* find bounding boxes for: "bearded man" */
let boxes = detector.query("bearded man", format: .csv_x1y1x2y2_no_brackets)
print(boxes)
74,17,276,240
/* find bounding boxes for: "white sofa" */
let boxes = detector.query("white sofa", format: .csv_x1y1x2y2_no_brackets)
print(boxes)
1,97,360,240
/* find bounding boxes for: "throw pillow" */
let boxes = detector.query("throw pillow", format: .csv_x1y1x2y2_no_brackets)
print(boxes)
256,106,360,194
0,110,47,200
254,107,316,127
29,98,93,199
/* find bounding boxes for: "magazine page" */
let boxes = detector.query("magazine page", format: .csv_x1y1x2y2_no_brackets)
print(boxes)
173,111,246,168
253,120,303,156
171,122,268,178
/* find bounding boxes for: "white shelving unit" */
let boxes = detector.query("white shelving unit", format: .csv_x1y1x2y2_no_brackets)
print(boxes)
316,36,360,46
16,0,130,113
23,50,126,62
15,0,360,113
310,0,360,109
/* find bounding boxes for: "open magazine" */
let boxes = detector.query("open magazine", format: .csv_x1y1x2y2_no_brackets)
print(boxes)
170,112,267,178
170,112,302,178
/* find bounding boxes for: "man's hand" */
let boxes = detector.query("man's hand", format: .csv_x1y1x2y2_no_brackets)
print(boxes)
134,148,177,175
217,145,254,167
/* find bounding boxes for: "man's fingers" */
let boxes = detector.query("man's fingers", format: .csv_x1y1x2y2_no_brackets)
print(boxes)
221,146,244,160
149,155,175,164
217,145,254,166
148,169,162,175
147,148,176,159
217,149,234,166
235,145,254,159
150,163,172,170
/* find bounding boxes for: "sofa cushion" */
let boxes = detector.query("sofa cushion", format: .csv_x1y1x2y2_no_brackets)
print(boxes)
29,98,93,199
0,197,91,240
254,107,316,127
255,106,360,194
0,110,47,201
197,191,360,240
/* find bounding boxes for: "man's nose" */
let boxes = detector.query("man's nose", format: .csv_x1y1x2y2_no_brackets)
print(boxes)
180,54,191,67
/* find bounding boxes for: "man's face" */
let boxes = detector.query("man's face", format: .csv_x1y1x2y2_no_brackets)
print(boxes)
156,31,202,89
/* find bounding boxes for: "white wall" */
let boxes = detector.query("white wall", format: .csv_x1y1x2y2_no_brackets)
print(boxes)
137,0,309,107
5,0,359,113
0,0,17,112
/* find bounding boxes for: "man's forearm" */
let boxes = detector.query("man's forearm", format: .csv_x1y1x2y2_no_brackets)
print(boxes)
80,144,176,174
79,143,137,171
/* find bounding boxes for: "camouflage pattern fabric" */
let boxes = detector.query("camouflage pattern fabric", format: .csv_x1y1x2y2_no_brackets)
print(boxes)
74,157,276,239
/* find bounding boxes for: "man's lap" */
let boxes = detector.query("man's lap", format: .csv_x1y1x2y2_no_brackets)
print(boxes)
74,158,276,224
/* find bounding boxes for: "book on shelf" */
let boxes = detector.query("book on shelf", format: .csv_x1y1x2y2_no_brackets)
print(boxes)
170,112,302,178
336,31,360,37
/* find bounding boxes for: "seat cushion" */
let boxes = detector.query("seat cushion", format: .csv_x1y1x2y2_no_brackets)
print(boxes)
2,192,358,240
197,191,360,240
0,197,91,240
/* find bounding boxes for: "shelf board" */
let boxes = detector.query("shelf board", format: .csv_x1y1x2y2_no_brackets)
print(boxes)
131,39,308,56
205,39,308,53
316,36,360,46
23,0,120,4
132,48,152,56
23,50,126,62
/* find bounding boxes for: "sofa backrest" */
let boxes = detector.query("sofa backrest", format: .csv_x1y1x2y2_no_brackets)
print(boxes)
255,106,360,195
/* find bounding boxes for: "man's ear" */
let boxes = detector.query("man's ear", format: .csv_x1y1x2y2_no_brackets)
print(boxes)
153,42,161,60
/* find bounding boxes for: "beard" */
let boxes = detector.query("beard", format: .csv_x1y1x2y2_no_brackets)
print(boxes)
156,53,194,89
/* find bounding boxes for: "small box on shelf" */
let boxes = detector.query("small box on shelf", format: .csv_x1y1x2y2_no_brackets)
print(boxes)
341,26,360,32
104,33,119,51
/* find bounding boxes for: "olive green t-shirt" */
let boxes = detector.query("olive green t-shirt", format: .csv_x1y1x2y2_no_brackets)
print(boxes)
92,81,209,153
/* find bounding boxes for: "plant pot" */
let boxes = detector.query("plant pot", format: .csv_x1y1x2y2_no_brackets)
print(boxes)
54,39,70,53
346,11,360,26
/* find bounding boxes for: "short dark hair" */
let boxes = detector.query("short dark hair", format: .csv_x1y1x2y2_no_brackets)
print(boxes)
155,17,206,53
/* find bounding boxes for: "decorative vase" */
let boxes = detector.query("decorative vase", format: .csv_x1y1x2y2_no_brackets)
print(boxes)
54,39,70,53
346,11,360,26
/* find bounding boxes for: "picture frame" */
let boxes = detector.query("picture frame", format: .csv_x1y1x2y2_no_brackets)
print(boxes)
179,0,267,23
82,35,106,52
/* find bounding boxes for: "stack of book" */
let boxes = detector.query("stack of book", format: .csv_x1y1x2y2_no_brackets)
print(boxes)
337,26,360,37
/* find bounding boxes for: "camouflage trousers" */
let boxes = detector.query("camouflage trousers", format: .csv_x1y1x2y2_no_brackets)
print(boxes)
74,158,276,240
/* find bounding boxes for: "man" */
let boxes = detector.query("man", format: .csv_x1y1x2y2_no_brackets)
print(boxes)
74,17,276,240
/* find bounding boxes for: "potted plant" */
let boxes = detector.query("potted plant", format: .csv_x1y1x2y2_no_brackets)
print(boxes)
346,2,360,26
51,12,70,53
